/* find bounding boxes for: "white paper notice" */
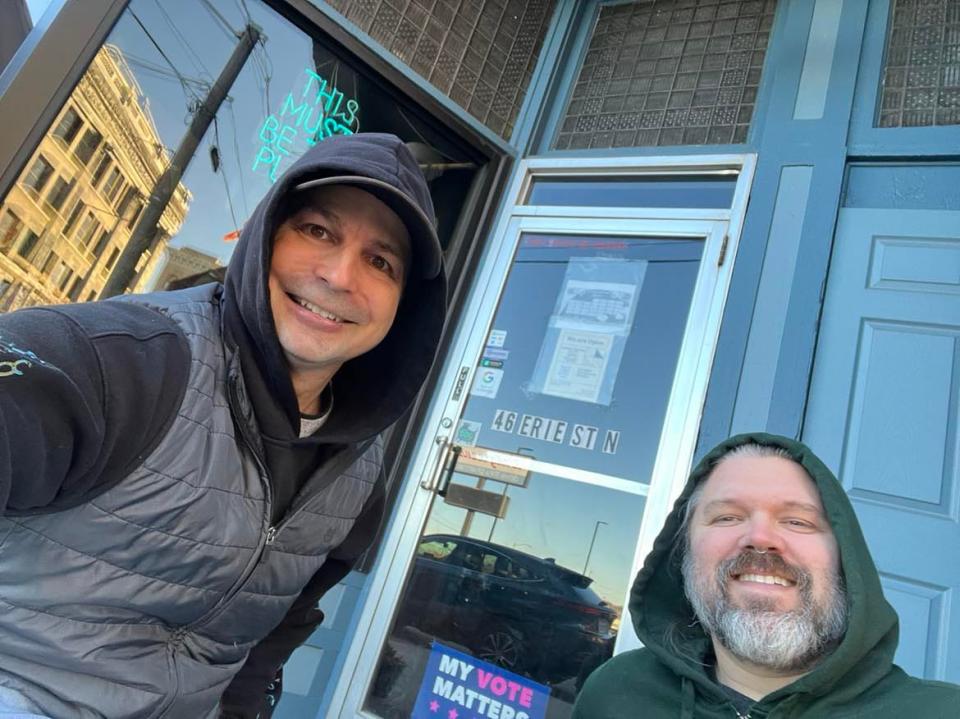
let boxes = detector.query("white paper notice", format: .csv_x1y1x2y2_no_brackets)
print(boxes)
542,329,614,403
470,367,504,399
554,280,639,334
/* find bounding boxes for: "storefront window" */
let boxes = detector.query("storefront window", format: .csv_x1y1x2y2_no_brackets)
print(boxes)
1,0,477,312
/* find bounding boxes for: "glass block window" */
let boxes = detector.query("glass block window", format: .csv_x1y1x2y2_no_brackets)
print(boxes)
878,0,960,127
554,0,777,150
325,0,557,139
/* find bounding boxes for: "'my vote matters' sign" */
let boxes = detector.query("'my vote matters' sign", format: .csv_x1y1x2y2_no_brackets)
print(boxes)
412,643,549,719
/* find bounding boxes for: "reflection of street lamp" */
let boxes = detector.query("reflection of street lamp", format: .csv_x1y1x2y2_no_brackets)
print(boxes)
582,520,608,576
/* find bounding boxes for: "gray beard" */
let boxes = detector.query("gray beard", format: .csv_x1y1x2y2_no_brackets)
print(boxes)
681,549,848,673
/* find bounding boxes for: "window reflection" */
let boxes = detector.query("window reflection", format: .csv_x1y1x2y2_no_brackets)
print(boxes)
366,471,643,719
1,0,476,311
526,175,737,208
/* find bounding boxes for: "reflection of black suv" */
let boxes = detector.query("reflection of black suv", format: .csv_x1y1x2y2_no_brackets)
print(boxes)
396,534,616,684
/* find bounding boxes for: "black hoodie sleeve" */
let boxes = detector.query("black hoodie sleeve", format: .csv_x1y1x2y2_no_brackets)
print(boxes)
0,303,190,514
219,479,385,719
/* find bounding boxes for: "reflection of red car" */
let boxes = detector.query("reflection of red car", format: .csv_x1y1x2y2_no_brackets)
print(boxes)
396,534,616,684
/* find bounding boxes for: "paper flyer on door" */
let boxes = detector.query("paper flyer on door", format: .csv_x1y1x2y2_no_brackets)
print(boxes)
530,257,647,405
411,642,550,719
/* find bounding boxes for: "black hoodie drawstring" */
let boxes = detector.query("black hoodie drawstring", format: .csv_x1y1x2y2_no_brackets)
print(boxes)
680,676,695,719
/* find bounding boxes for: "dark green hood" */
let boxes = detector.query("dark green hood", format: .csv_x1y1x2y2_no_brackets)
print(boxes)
631,432,898,709
574,433,960,717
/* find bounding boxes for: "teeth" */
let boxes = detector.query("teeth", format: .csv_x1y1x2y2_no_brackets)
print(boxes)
738,573,791,587
295,297,343,322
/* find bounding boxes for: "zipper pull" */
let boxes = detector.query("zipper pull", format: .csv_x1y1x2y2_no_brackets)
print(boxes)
266,526,278,545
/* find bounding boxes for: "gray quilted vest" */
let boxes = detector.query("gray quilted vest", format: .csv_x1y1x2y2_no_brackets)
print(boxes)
0,286,381,718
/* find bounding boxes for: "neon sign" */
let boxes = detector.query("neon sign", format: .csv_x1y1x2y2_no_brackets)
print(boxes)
252,68,360,182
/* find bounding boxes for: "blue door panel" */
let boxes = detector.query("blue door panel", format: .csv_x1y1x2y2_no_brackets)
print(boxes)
803,207,960,682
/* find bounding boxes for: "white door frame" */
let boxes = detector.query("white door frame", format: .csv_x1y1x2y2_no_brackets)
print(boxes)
327,154,755,718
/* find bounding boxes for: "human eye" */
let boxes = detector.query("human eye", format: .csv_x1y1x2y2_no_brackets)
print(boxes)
368,253,397,278
710,514,741,525
297,222,330,240
783,518,817,531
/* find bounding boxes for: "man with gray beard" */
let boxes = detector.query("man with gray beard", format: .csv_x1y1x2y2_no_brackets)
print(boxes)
573,433,960,718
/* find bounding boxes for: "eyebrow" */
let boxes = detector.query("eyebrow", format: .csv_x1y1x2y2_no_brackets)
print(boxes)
701,499,824,516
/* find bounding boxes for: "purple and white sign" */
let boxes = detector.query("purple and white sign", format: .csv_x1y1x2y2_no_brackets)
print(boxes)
411,643,550,719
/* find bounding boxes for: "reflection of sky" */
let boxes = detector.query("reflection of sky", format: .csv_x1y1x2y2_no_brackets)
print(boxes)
425,470,645,607
26,0,53,24
106,0,317,264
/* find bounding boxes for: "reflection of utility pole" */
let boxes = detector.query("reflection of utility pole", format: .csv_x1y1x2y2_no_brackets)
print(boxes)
460,478,484,537
101,23,262,298
582,520,608,576
486,482,509,543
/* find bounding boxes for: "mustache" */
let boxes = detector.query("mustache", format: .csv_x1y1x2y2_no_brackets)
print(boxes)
717,550,811,590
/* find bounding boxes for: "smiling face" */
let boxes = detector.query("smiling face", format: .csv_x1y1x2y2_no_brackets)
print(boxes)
681,453,847,672
268,184,410,401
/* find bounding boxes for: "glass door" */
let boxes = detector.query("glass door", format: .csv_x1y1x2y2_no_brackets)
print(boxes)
353,220,721,719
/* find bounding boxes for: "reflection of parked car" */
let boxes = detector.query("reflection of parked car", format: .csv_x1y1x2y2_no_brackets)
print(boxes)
396,534,616,684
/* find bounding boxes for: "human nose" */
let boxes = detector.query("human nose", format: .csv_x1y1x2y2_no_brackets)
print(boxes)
737,515,783,554
316,245,360,291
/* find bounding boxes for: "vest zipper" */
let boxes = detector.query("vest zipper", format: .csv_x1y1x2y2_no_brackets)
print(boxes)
182,374,276,623
154,629,187,717
261,440,372,545
164,375,276,641
157,364,276,716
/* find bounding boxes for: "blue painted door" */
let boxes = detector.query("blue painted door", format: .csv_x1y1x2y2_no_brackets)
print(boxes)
803,207,960,682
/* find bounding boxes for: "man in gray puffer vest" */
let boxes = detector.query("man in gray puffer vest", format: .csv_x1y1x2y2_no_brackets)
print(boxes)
0,133,446,719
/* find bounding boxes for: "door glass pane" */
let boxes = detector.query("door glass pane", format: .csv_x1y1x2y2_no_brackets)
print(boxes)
461,233,703,480
525,175,737,208
363,232,704,718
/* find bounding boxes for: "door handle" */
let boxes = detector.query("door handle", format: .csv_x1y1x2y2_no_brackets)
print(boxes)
437,444,462,498
420,439,462,495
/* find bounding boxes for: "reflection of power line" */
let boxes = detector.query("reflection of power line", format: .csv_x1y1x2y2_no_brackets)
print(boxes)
152,0,213,81
426,516,463,533
128,9,199,107
123,54,210,92
199,0,240,38
226,99,250,218
235,0,253,24
212,116,240,233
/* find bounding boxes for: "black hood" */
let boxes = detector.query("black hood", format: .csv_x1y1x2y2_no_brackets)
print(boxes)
222,133,447,443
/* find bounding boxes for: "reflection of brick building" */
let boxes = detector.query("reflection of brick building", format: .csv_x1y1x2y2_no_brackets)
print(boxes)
147,245,222,292
0,44,189,312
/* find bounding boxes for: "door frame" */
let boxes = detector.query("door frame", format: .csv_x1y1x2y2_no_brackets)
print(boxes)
328,154,756,717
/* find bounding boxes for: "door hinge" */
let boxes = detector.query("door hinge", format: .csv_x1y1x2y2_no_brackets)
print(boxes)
717,233,730,267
